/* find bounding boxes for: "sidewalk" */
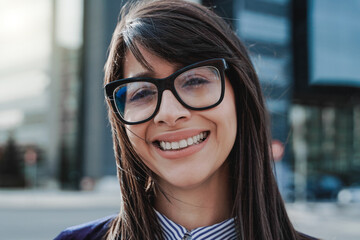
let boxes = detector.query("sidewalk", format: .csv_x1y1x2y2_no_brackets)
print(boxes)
0,189,120,209
0,189,121,240
286,202,360,240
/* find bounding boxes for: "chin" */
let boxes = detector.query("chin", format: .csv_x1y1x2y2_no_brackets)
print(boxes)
158,170,215,191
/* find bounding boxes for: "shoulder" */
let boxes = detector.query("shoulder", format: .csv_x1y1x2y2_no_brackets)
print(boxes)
54,214,116,240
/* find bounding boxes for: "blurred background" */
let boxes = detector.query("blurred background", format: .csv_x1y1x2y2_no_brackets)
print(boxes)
0,0,359,239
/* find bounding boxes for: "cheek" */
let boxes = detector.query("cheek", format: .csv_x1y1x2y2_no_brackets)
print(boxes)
219,82,237,145
125,126,159,175
125,125,148,154
221,101,237,141
204,88,237,152
222,82,237,129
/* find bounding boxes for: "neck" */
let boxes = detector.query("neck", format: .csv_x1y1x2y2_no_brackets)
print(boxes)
154,163,232,230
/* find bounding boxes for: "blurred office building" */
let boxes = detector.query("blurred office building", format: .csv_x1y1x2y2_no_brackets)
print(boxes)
0,0,52,187
0,0,359,202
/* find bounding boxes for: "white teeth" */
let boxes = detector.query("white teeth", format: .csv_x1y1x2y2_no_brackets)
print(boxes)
166,142,171,150
158,132,208,151
179,139,187,148
187,137,194,146
171,142,179,149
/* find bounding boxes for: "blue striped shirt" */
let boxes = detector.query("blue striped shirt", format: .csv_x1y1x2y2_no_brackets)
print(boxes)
155,210,238,240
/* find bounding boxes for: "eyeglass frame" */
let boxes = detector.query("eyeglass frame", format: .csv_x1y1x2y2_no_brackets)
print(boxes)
104,58,228,125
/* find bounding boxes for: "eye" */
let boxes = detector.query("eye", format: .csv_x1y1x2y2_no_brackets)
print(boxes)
182,77,210,88
129,88,157,102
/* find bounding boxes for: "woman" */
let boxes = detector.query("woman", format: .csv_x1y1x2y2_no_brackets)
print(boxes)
56,0,317,239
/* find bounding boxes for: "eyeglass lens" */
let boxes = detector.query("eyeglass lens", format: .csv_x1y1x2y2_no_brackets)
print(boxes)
113,66,222,123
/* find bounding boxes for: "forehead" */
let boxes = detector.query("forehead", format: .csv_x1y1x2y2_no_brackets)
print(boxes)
123,46,179,79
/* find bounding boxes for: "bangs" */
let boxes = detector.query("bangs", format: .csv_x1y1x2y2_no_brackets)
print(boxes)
122,21,154,71
121,11,230,70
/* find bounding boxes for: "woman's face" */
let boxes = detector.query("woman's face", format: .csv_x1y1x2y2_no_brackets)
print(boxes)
123,46,237,191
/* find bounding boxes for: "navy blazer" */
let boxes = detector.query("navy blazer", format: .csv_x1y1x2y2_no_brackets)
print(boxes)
54,215,116,240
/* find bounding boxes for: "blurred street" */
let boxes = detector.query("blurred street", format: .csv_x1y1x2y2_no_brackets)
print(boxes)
1,189,359,240
0,189,120,240
287,202,360,240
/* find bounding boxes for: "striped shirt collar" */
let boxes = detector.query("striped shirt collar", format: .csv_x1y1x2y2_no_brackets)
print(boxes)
155,210,237,240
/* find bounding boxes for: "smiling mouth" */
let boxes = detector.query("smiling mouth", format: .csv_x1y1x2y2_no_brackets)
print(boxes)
154,131,209,151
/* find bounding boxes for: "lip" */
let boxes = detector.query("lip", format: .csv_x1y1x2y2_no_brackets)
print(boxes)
150,129,208,142
151,130,210,160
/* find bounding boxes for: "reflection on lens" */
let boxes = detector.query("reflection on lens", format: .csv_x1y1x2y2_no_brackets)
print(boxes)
114,82,158,123
175,66,221,108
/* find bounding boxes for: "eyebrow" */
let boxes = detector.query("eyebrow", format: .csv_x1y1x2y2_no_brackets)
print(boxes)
130,70,156,78
128,63,183,79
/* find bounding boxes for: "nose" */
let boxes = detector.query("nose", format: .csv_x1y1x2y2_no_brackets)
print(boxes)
153,90,191,126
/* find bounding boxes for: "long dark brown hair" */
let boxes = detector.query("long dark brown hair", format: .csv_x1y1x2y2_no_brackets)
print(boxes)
104,0,311,239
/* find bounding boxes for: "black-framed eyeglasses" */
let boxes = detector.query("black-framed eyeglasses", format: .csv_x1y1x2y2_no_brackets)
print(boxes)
104,58,228,125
